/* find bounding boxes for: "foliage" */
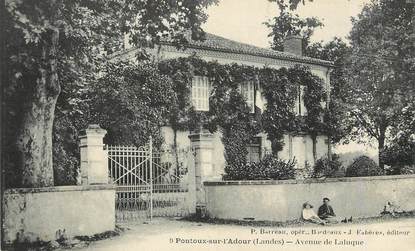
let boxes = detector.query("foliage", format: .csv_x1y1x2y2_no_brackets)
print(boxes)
89,61,176,147
268,0,415,167
266,1,350,146
346,0,415,169
306,38,353,144
223,154,296,180
158,57,214,131
51,62,177,185
381,145,415,175
265,3,322,51
312,154,343,178
260,67,297,152
6,0,217,58
213,89,261,170
269,0,314,11
52,115,81,185
52,63,92,185
381,101,415,174
158,57,261,170
345,155,383,177
4,0,216,187
261,65,326,152
159,56,327,172
292,65,326,134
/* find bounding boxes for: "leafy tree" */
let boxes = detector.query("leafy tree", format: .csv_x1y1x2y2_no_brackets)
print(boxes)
380,101,415,174
306,38,353,144
269,0,314,11
265,0,322,51
267,0,415,171
269,0,313,10
52,114,84,185
4,0,216,188
89,62,176,147
346,0,415,170
266,1,351,152
52,61,177,186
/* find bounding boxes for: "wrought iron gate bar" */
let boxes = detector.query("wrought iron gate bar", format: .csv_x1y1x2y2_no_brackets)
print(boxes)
110,157,151,184
107,139,192,222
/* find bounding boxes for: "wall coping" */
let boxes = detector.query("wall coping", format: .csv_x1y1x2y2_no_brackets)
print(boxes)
4,184,116,195
204,174,415,186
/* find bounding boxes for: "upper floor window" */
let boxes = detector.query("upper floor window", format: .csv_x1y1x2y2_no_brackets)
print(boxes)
240,81,255,113
295,85,307,116
192,76,210,111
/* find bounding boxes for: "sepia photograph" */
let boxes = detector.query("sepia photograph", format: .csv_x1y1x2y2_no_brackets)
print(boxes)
1,0,414,250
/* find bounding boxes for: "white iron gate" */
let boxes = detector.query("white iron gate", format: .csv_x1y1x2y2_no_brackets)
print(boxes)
106,138,193,222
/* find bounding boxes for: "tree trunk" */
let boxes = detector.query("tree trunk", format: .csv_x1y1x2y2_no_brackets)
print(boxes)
378,133,385,171
15,30,60,188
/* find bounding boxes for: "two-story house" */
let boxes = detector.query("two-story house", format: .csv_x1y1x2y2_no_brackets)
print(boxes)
111,33,334,179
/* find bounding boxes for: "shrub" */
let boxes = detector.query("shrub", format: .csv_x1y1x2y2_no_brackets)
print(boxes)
384,164,415,175
223,154,296,180
312,154,344,178
345,155,383,177
381,143,415,175
294,161,313,180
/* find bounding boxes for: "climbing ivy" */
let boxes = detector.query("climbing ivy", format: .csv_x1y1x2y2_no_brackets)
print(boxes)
260,65,327,153
158,56,327,173
158,57,261,169
260,66,297,153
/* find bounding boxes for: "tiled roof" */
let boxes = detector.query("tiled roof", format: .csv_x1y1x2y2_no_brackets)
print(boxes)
160,33,334,67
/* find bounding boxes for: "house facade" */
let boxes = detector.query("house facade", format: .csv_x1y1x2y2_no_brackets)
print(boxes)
112,33,334,180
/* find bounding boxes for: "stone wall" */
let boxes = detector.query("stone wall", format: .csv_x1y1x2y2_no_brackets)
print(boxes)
204,175,415,222
3,185,115,244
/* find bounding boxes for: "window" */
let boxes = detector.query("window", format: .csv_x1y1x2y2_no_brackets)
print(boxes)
295,85,307,116
192,76,210,111
246,137,261,163
240,81,255,113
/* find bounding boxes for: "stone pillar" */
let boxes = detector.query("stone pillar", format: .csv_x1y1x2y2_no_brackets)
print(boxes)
188,129,215,217
79,124,108,185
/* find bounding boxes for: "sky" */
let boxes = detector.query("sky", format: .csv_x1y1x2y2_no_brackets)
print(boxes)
203,0,371,48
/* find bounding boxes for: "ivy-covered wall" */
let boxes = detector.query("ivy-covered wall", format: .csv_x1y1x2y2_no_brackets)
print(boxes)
157,56,329,177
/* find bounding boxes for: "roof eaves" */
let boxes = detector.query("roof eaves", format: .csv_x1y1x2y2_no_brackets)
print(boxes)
159,41,334,68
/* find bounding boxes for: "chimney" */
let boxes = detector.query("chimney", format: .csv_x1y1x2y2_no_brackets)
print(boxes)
284,35,303,56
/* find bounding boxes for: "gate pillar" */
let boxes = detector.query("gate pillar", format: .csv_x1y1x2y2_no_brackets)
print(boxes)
189,129,215,217
79,124,108,185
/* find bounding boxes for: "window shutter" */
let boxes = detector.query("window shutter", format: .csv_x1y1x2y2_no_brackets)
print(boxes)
300,85,307,115
240,81,255,113
192,76,210,111
295,85,301,115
